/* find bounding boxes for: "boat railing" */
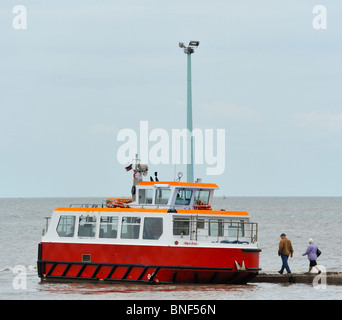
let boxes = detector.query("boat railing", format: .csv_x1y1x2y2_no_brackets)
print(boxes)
42,217,51,236
173,217,258,244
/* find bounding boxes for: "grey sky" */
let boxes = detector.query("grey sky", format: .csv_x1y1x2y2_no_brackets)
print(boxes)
1,1,341,197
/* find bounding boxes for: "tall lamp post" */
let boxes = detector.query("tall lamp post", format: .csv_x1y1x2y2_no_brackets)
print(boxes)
179,40,200,183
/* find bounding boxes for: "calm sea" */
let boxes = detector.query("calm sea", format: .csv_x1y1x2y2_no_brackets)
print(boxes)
0,197,341,300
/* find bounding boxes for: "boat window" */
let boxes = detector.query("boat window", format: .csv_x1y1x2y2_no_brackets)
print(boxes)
197,218,205,229
228,220,245,237
175,188,193,205
194,189,210,205
100,216,118,238
173,217,190,236
78,216,97,237
56,215,75,237
155,188,171,205
209,219,224,237
139,188,153,204
143,217,163,240
121,217,141,239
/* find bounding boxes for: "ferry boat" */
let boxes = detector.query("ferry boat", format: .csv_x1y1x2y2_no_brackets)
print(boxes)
37,161,261,284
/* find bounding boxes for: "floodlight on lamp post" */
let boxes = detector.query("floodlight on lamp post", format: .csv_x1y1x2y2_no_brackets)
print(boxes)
178,41,200,183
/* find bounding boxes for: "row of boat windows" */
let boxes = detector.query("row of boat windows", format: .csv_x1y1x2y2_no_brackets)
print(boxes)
56,215,162,240
174,218,245,237
56,215,244,239
138,188,210,205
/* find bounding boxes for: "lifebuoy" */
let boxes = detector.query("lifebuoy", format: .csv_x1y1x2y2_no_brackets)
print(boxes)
115,200,127,208
193,204,212,210
108,200,129,208
193,199,211,210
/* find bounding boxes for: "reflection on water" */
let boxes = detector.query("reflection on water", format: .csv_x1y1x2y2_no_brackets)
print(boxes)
38,280,260,300
32,279,341,300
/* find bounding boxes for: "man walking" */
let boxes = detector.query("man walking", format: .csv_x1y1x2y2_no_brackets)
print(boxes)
278,233,294,274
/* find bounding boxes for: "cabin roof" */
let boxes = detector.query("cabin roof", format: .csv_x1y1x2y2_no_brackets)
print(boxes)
54,207,248,217
138,181,219,189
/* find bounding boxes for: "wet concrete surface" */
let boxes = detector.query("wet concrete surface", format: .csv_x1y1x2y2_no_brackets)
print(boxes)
252,272,342,285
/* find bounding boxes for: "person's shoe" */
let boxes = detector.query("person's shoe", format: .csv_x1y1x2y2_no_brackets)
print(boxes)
278,271,283,275
318,271,321,274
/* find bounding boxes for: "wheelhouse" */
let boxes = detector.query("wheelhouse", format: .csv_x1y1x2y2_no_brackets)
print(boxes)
130,181,218,210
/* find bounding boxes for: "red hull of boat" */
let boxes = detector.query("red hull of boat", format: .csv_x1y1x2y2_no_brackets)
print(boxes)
38,242,260,284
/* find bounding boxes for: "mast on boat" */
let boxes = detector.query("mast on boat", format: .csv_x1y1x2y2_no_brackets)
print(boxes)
130,154,148,202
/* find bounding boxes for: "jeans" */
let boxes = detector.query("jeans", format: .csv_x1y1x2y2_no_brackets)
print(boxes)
279,254,291,274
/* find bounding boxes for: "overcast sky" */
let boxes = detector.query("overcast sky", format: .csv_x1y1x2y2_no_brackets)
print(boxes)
1,0,341,197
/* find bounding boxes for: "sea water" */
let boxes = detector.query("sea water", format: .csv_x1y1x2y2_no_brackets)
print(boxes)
0,197,341,300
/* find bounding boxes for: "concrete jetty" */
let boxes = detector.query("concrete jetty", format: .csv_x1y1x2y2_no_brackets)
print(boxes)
251,271,342,285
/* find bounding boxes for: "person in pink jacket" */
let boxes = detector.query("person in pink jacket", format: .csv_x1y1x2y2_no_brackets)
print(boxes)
302,238,321,274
